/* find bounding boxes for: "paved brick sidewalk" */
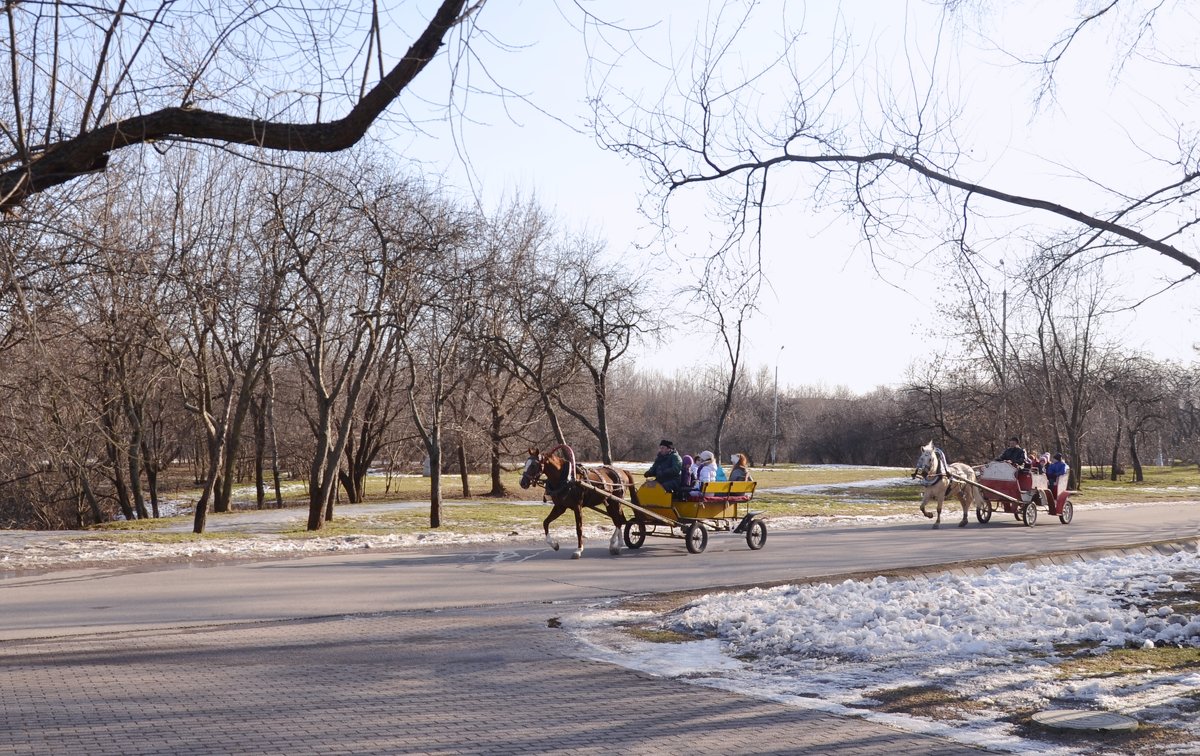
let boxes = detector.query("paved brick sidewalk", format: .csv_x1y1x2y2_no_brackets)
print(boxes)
0,603,987,755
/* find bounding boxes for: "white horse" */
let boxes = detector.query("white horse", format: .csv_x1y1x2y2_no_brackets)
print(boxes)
913,440,982,528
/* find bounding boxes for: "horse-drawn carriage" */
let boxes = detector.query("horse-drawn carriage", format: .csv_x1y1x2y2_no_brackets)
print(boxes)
625,478,766,553
913,441,1074,529
973,460,1073,527
519,445,767,556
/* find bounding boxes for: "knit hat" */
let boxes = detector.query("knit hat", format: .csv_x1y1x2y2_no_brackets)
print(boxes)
699,450,714,462
659,439,674,448
730,453,738,463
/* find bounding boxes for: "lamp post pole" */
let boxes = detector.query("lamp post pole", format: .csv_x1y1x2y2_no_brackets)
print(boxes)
771,345,784,465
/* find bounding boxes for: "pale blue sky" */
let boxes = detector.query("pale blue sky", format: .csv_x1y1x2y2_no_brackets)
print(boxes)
386,0,1199,392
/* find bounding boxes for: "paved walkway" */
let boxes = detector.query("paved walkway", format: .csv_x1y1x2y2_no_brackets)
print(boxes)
11,501,1198,754
0,602,985,755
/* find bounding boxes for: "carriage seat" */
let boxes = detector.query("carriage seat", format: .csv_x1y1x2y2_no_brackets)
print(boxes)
691,480,756,503
978,460,1019,483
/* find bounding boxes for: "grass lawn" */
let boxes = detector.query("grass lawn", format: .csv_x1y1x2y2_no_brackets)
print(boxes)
88,463,1199,537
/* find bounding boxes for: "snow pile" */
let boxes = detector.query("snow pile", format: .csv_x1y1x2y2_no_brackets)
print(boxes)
572,550,1200,754
673,556,1200,659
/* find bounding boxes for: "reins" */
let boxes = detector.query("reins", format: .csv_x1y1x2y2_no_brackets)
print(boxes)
914,447,950,487
530,444,627,498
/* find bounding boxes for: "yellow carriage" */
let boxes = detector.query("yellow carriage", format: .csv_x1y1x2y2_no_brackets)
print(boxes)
621,479,766,554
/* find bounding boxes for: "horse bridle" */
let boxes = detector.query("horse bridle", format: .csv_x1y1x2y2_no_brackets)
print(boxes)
913,448,946,484
519,455,545,490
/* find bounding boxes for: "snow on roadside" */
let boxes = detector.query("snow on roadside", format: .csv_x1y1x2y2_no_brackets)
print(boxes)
3,499,1191,572
0,524,616,571
569,549,1200,755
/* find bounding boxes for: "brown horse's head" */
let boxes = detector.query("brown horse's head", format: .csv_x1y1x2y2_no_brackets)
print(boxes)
520,447,572,491
519,448,543,489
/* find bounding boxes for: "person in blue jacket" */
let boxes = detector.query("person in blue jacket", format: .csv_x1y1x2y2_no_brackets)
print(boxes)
1046,453,1068,490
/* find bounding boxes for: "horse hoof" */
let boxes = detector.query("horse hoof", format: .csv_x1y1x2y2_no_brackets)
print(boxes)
932,523,940,530
958,520,967,528
609,546,620,556
572,549,583,559
923,511,934,519
550,542,559,551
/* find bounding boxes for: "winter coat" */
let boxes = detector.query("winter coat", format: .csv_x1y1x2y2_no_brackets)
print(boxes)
646,449,684,491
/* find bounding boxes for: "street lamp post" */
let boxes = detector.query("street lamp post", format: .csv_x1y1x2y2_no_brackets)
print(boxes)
771,345,784,465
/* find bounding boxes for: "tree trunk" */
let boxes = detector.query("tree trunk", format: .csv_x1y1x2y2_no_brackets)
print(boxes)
141,441,160,518
339,434,364,504
488,405,505,496
538,390,567,446
215,382,259,513
78,472,103,525
1128,433,1144,482
1110,422,1122,482
253,395,267,510
127,435,149,520
192,442,223,534
266,372,284,509
105,436,135,521
458,441,470,497
429,439,442,528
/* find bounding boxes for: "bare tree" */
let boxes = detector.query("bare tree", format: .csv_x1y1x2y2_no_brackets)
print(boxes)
1104,354,1170,481
550,238,652,464
0,0,484,210
401,211,480,528
275,163,429,531
588,2,1200,288
687,255,760,463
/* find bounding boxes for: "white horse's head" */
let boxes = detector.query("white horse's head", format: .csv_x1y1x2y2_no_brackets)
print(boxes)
914,440,938,476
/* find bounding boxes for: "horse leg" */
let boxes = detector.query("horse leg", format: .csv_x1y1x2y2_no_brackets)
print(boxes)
543,501,567,551
920,491,933,519
933,488,944,529
606,501,626,556
571,505,584,559
957,486,970,527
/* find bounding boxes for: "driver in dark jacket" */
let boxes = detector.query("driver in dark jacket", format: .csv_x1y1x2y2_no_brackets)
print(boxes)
645,439,684,494
997,436,1029,466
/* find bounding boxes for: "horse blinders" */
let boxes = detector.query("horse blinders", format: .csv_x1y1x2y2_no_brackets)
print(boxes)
519,455,544,489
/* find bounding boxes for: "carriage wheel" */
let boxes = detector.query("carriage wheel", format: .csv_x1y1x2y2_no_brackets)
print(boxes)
975,501,992,523
1058,499,1073,525
1022,501,1038,527
623,520,646,549
684,521,708,554
745,519,767,550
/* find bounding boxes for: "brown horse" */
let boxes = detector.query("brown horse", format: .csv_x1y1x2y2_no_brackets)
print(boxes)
518,446,638,558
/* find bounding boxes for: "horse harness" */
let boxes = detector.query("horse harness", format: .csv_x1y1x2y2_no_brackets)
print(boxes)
525,454,626,502
914,447,951,487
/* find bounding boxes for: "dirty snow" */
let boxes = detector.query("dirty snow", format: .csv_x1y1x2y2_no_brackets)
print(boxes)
570,549,1200,755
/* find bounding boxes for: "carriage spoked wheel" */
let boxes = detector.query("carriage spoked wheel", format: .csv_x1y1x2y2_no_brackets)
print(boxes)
745,519,767,550
623,520,647,549
1022,501,1038,527
684,521,709,554
975,501,993,523
1058,499,1073,525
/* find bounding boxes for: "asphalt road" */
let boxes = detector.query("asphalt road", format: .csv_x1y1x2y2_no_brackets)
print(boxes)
2,502,1198,755
4,501,1198,642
